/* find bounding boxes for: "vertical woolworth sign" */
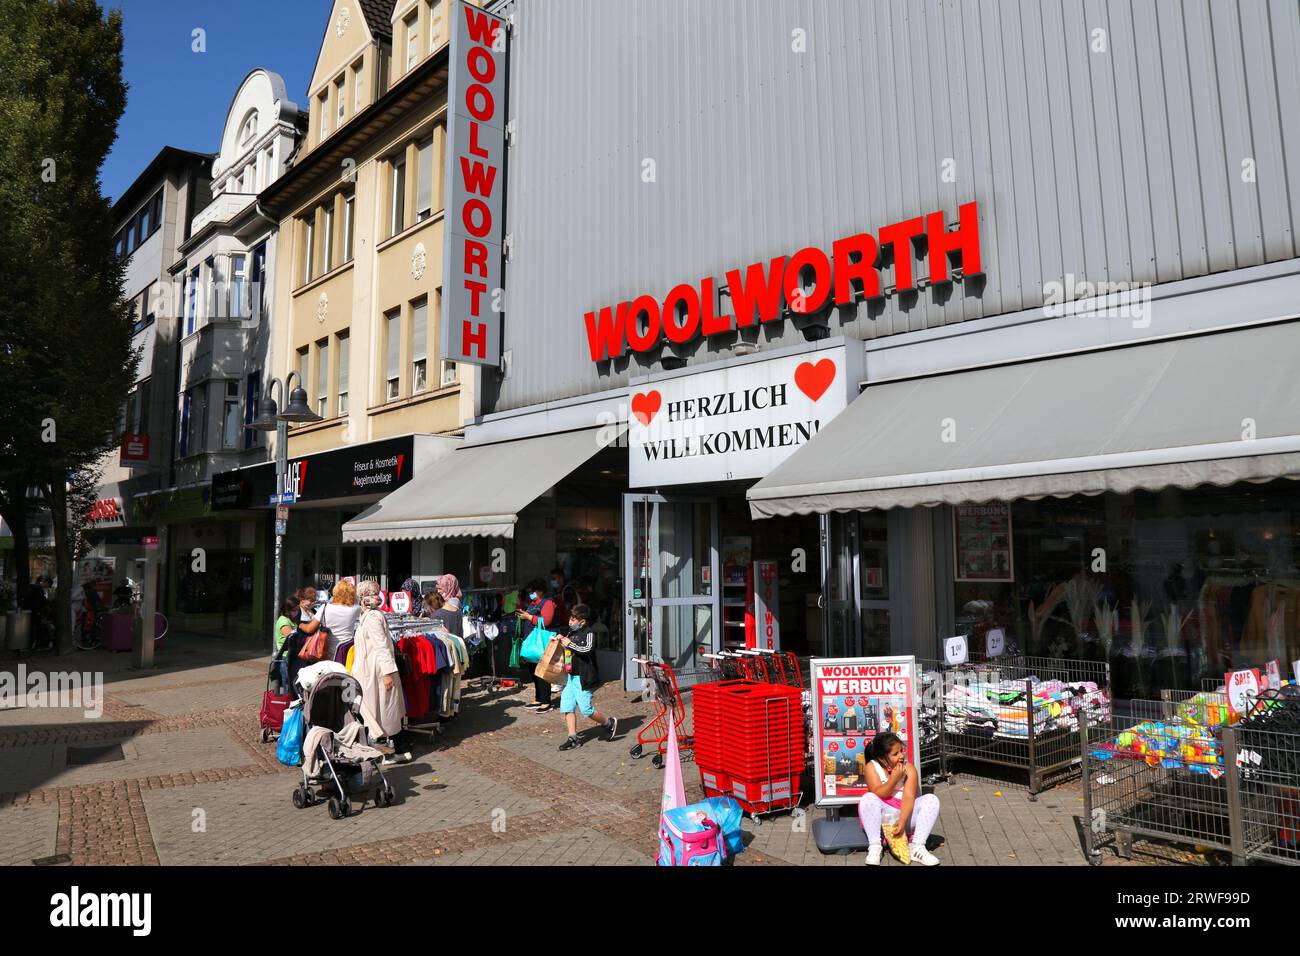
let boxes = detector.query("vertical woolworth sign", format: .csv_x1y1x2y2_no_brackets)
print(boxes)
810,656,920,808
440,1,509,367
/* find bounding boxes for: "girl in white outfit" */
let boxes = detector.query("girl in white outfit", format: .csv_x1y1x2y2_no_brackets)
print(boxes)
858,732,941,866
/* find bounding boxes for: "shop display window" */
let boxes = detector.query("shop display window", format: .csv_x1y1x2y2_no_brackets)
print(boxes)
953,480,1300,698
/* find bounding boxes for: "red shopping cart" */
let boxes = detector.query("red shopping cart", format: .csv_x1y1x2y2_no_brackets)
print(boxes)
629,657,723,769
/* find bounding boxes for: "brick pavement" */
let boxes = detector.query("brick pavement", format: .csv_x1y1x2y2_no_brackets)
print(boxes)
0,632,1173,867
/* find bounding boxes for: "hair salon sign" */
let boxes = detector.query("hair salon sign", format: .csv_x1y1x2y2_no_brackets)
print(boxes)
628,345,860,487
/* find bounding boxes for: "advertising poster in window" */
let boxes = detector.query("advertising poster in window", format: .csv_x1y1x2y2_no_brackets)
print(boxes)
811,656,920,807
954,503,1014,582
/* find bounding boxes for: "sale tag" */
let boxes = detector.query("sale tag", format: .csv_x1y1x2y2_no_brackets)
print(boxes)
1266,660,1281,690
985,628,1006,659
944,635,969,665
1226,668,1261,714
390,591,412,614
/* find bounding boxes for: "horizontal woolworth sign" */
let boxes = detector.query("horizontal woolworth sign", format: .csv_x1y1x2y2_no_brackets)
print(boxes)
585,201,981,362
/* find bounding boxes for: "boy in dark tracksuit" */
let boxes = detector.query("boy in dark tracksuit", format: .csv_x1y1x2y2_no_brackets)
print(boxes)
558,604,619,750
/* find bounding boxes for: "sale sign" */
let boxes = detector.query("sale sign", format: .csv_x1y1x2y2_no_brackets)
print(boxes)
1226,668,1262,715
811,656,920,807
439,2,509,367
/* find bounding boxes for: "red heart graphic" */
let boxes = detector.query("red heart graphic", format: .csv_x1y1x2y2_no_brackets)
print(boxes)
795,359,836,401
631,391,662,426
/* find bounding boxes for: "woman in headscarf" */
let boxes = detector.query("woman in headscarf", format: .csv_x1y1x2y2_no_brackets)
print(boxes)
430,573,463,637
354,580,410,764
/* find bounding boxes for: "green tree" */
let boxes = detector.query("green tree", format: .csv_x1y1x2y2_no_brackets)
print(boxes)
0,0,137,653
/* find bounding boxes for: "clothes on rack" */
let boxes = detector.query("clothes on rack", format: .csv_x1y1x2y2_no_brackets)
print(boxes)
942,677,1110,739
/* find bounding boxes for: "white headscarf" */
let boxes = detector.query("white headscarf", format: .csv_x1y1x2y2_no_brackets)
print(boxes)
358,580,384,610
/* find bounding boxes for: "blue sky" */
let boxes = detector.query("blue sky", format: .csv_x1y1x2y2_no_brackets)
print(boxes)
100,0,327,203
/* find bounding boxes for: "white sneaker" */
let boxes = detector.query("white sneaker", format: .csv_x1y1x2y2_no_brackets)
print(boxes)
381,751,412,766
909,843,940,866
864,844,883,866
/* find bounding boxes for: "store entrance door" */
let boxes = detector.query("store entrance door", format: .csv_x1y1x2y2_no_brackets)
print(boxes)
819,512,893,657
623,494,720,692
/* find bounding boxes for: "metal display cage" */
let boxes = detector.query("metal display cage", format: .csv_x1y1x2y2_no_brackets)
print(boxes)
938,655,1112,796
1081,697,1300,865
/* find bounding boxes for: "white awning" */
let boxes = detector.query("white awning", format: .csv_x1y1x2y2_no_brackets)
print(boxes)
748,320,1300,517
342,426,621,542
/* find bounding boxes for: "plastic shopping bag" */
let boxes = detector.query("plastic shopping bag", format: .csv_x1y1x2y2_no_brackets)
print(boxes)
276,705,304,767
520,625,554,663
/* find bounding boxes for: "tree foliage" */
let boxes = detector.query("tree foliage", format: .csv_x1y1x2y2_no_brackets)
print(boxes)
0,0,137,650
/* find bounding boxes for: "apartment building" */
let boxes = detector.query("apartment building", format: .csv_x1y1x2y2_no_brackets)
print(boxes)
83,146,213,603
236,0,475,593
160,69,306,635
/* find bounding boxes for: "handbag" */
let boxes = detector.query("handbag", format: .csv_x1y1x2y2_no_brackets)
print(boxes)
520,624,553,663
296,599,332,663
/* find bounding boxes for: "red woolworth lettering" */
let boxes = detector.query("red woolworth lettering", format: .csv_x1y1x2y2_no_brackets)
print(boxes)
699,277,732,335
462,321,488,359
927,201,982,283
877,216,925,291
726,256,787,327
466,84,494,122
462,6,500,45
463,240,488,279
784,247,832,314
625,294,662,352
584,302,629,361
466,46,497,84
459,155,498,198
661,283,701,344
832,233,880,304
463,199,491,237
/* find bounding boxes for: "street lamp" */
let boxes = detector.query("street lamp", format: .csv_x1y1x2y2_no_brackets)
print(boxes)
251,371,321,653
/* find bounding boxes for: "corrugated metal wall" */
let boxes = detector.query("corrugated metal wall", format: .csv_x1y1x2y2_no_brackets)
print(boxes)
491,0,1300,412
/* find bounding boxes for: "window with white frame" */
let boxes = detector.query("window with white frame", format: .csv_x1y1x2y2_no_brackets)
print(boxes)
343,194,355,263
222,381,241,449
384,309,401,401
428,0,445,50
405,11,420,69
335,76,346,127
353,60,364,111
323,204,335,273
296,347,309,400
303,217,315,284
416,135,434,221
239,110,258,145
411,298,428,394
185,266,199,335
390,153,407,236
316,339,330,418
231,254,247,317
244,372,261,448
318,91,330,142
337,332,350,414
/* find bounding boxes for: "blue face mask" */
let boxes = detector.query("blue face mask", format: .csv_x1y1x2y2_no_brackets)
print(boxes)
529,592,538,601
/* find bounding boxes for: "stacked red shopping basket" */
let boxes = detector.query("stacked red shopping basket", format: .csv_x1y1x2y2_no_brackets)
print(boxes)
693,680,804,814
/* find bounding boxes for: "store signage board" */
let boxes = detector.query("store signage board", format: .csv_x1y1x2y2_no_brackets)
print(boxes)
119,433,149,467
1226,668,1261,714
810,656,921,808
752,560,780,651
944,635,968,665
269,492,296,506
628,346,856,487
585,202,982,363
439,2,509,368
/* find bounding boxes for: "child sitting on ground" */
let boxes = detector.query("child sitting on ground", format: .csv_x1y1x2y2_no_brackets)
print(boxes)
557,604,619,751
858,732,941,866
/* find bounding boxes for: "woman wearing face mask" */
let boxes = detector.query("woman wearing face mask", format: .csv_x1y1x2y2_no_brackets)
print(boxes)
516,578,557,712
354,580,411,764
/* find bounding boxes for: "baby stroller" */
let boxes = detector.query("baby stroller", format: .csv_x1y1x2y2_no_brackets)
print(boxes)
290,671,396,820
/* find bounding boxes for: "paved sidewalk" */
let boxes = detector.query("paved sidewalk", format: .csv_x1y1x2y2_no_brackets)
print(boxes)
0,633,1178,866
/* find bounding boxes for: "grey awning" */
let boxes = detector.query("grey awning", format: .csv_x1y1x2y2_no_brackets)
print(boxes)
342,426,620,542
749,321,1300,517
